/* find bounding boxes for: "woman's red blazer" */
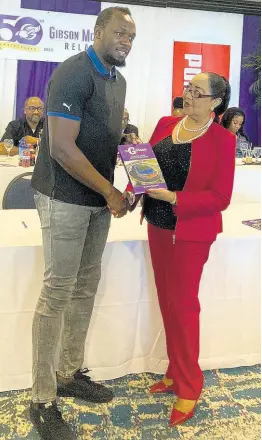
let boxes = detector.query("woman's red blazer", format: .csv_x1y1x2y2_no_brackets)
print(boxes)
127,116,236,243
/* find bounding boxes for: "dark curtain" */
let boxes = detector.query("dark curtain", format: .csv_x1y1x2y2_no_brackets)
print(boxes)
239,15,261,146
16,60,59,118
21,0,101,15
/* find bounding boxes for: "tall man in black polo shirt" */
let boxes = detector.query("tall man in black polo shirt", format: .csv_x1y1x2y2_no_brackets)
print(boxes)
30,7,136,440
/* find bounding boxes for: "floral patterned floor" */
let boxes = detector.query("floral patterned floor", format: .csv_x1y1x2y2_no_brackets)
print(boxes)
0,365,260,440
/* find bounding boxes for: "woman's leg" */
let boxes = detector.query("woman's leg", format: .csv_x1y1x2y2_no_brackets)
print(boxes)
147,224,175,382
165,241,211,400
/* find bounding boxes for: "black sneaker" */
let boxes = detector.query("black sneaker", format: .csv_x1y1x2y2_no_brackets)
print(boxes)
57,368,114,403
29,401,76,440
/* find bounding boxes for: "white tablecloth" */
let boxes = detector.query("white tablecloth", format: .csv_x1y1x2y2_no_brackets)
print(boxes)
0,159,260,209
231,164,261,203
0,204,260,392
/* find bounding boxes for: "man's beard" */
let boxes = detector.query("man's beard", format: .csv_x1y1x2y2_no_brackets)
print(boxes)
31,116,41,123
103,52,126,68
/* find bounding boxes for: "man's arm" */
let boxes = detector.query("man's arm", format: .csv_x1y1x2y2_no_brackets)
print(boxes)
49,116,127,217
1,121,20,145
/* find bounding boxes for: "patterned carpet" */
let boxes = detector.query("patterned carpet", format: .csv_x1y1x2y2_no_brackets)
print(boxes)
0,365,260,440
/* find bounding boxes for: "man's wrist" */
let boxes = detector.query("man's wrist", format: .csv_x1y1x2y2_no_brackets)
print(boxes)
101,183,114,199
170,192,177,205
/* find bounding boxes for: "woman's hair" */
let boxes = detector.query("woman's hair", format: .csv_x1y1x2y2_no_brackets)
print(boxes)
220,107,249,141
173,97,183,110
206,72,231,123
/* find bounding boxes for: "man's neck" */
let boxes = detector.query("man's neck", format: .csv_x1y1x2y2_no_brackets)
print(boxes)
26,118,38,131
92,44,113,70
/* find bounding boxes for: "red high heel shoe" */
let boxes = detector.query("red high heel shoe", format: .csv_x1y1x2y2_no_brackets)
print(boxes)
149,380,174,394
170,398,198,426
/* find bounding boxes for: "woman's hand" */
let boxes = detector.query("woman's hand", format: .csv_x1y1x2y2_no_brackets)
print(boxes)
146,189,176,203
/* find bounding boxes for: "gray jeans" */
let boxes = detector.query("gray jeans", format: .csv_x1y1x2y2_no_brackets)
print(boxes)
32,192,111,403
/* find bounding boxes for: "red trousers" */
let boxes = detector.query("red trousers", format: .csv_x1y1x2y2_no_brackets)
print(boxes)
148,223,211,400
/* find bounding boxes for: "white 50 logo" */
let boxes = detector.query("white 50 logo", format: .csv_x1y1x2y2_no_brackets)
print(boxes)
0,14,43,45
127,146,147,155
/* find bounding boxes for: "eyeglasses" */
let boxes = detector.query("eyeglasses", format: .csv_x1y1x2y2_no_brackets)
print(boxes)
26,106,44,112
184,85,214,99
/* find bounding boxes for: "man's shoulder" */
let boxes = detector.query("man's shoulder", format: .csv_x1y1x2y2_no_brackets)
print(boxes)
51,52,92,83
6,117,24,128
115,69,126,85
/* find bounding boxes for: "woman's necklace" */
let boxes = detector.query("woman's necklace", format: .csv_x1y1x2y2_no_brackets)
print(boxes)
182,115,213,132
175,117,213,144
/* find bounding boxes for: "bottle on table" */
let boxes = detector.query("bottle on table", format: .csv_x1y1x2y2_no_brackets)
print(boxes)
18,137,28,166
28,145,36,166
22,149,31,168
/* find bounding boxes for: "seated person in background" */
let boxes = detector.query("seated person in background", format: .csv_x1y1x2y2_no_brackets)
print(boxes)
172,96,184,117
1,96,44,147
220,107,250,156
121,108,140,144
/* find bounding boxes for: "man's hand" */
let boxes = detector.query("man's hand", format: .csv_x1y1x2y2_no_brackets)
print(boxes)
24,135,39,146
105,187,128,218
122,191,142,212
124,133,143,145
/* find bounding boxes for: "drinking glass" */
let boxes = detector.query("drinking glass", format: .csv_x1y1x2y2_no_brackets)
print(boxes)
3,139,14,158
253,147,261,163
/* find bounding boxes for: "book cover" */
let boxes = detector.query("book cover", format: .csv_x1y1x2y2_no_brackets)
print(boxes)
118,143,167,194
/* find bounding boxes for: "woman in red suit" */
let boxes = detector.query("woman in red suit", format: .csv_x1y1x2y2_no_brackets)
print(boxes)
126,72,236,426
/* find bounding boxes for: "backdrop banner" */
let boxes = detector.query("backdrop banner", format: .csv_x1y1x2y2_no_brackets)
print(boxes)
0,9,97,62
172,42,231,104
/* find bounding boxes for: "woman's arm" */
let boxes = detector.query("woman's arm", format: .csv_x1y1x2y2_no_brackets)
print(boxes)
125,116,175,194
173,132,236,219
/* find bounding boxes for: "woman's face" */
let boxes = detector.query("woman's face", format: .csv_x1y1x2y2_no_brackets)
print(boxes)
228,115,244,134
183,73,218,119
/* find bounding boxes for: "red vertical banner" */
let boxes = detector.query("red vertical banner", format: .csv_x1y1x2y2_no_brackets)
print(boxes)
172,42,231,105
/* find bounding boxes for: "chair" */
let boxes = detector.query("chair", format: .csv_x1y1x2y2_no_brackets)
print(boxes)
2,172,36,209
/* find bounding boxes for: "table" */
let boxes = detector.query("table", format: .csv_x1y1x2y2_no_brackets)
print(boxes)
0,159,260,209
0,204,260,392
232,164,261,203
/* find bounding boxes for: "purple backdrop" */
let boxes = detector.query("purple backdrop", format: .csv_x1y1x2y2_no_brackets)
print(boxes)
239,15,261,146
16,60,59,118
21,0,101,15
16,0,101,117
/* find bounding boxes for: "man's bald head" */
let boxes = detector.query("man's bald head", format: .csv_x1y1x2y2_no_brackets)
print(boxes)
24,97,44,125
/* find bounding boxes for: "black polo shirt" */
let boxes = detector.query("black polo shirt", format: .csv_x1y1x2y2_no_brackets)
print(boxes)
32,46,126,206
1,117,44,145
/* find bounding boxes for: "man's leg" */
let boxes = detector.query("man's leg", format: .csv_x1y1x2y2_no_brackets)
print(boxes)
32,193,92,403
56,207,112,402
30,193,92,440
